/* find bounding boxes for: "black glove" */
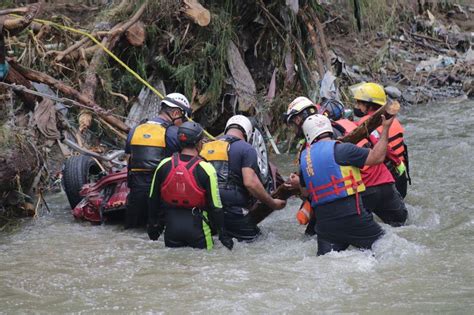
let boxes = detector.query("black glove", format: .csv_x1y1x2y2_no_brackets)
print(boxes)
147,224,162,241
219,230,234,250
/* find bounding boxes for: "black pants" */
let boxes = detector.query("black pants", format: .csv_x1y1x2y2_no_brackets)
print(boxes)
164,209,213,249
125,186,149,229
362,183,408,227
315,211,384,256
395,173,408,199
224,208,261,242
125,173,153,229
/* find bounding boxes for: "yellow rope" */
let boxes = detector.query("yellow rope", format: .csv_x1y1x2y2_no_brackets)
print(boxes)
12,15,215,139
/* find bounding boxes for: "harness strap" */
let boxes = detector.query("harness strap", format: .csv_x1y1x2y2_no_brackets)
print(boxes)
185,155,202,170
171,152,179,168
307,170,363,213
389,132,404,143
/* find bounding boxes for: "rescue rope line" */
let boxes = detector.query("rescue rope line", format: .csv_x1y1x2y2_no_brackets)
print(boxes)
10,15,216,139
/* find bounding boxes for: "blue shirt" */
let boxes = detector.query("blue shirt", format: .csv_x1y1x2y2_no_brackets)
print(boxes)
221,135,259,177
125,117,180,156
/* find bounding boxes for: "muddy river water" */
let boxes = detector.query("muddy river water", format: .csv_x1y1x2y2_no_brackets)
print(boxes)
1,101,473,313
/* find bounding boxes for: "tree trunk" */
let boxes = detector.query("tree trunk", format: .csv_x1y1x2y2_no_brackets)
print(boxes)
341,100,401,144
0,128,42,194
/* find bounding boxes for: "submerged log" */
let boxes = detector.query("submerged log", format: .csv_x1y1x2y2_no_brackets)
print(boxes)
341,100,401,144
249,164,299,224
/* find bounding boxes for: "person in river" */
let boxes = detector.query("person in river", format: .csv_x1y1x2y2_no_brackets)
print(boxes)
147,121,233,250
124,93,192,229
350,82,411,198
322,101,408,227
298,114,393,255
200,115,286,242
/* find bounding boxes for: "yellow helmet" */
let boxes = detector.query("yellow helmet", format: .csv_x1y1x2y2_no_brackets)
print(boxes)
349,82,387,106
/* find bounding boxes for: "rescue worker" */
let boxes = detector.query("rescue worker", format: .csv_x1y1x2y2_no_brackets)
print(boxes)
200,115,286,242
124,93,192,229
323,100,408,227
283,97,320,236
350,82,411,198
147,121,233,250
299,114,394,255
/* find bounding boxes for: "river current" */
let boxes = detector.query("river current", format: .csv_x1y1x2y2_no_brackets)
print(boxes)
1,101,473,313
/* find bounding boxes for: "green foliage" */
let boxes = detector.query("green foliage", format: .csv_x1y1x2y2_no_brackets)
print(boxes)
152,2,235,107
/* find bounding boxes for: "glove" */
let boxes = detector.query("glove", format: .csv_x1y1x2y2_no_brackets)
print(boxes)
396,161,406,176
147,224,162,241
219,231,234,250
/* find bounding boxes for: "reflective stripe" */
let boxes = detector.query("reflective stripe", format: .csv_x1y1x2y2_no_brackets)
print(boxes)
199,161,223,208
202,211,213,250
149,157,171,198
130,168,153,172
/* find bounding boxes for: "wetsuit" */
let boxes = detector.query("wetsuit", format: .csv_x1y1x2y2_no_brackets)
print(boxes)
148,153,224,249
200,135,261,242
299,141,384,256
124,117,180,229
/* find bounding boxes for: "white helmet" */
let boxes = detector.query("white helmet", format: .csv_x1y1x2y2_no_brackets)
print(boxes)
285,96,317,124
225,115,253,142
161,92,192,118
302,114,333,144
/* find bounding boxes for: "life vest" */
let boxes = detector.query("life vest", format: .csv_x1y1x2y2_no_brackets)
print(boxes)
300,141,365,211
200,136,249,207
335,119,369,147
296,200,313,225
357,114,406,161
129,120,169,172
160,153,206,209
339,118,395,187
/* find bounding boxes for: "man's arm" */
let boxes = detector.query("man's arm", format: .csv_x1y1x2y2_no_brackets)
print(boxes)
242,167,286,210
365,115,395,166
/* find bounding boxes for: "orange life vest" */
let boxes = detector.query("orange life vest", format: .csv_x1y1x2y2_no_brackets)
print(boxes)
357,114,406,161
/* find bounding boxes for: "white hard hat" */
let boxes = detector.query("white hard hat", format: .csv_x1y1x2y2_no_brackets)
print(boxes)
302,114,333,144
285,96,317,124
225,115,253,142
161,92,192,117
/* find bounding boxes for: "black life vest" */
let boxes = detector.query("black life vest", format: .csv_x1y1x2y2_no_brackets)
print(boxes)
200,136,249,207
128,120,170,172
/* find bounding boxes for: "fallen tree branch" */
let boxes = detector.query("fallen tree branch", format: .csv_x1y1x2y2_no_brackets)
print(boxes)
2,2,42,36
8,60,130,133
341,100,401,144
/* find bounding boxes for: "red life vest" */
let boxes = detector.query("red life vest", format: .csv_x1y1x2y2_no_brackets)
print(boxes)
160,153,207,209
346,117,395,187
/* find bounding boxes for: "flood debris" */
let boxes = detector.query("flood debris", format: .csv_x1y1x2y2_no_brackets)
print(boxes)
0,1,472,227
